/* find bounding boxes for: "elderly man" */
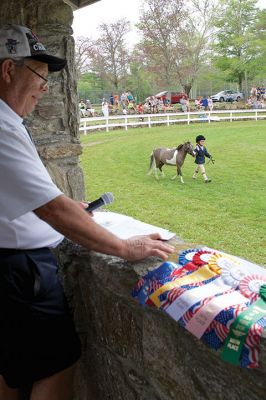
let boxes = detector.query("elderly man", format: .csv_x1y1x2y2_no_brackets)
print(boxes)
0,25,174,400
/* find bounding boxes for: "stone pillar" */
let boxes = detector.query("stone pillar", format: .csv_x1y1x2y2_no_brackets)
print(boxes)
0,0,85,200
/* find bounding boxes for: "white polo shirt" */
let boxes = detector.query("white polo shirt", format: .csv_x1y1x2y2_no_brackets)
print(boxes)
0,99,64,249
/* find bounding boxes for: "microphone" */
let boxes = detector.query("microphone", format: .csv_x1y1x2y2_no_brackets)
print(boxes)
86,192,114,212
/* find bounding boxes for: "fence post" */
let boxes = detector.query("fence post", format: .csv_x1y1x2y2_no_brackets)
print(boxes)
167,114,170,126
106,118,109,132
187,113,190,125
230,112,233,122
125,116,128,131
208,112,211,124
83,121,87,135
256,110,258,121
148,115,151,128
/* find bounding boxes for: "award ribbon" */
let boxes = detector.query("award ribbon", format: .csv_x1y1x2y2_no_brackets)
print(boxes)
149,263,221,307
220,285,266,365
239,274,266,302
170,262,198,278
166,278,232,322
185,290,248,339
179,248,201,265
192,250,216,266
208,253,241,272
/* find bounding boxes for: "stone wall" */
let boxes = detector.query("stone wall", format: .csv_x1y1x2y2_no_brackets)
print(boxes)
56,239,266,400
0,0,85,200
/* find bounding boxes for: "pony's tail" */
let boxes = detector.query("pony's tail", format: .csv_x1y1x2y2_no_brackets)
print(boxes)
147,152,154,175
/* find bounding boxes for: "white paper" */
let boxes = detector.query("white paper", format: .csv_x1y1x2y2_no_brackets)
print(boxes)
92,211,175,240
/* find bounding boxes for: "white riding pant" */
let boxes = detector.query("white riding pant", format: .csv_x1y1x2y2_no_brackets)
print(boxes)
193,164,208,180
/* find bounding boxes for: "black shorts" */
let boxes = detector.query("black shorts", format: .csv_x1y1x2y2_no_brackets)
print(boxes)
0,248,81,388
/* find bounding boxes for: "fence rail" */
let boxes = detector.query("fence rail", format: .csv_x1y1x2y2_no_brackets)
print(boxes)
79,109,266,134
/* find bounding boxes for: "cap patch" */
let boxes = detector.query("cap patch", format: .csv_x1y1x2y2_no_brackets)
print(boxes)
6,38,20,54
26,31,46,54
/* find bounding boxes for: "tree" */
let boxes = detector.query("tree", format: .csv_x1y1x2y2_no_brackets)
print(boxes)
136,0,217,96
75,36,94,78
212,0,264,92
173,0,218,95
137,0,184,88
247,9,266,83
125,54,155,102
77,72,107,103
88,18,131,90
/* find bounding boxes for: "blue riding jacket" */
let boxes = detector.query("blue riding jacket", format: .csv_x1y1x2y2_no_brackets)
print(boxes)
194,144,211,164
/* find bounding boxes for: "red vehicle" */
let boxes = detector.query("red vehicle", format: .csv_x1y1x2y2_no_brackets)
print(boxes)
155,91,188,104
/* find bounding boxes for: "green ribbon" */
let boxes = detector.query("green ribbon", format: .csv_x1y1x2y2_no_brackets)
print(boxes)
221,285,266,365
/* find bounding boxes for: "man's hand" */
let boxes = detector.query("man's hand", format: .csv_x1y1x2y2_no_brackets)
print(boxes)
35,195,174,261
79,201,93,216
124,233,175,261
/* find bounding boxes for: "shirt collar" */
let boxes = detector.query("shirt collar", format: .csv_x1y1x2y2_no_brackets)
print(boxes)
0,99,24,127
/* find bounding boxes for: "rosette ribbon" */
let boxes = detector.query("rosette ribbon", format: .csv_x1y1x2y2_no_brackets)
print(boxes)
221,285,266,365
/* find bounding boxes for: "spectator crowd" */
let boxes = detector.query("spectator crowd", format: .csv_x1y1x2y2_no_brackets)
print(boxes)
79,86,266,118
246,86,266,109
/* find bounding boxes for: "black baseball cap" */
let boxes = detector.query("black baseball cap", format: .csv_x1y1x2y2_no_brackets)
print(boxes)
0,24,66,72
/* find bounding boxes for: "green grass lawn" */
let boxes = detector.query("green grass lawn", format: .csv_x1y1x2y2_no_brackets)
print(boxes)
80,120,266,266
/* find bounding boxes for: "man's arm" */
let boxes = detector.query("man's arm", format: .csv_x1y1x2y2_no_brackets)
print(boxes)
34,194,174,261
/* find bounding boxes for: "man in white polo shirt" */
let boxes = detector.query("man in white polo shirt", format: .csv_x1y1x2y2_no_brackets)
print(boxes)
0,24,174,400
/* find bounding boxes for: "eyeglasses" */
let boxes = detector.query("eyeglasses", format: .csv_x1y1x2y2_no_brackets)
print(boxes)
25,65,48,87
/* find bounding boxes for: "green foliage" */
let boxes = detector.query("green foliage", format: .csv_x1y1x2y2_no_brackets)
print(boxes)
212,0,265,89
80,121,266,266
78,72,105,102
250,9,266,83
125,61,155,102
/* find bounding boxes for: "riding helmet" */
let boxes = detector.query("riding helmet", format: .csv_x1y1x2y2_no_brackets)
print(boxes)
196,135,206,143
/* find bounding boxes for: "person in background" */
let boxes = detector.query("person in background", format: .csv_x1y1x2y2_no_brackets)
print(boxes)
85,99,95,117
113,94,119,112
192,135,213,183
101,98,109,118
0,24,174,400
250,85,257,100
109,93,114,106
79,98,86,117
200,96,208,111
207,96,213,111
120,91,127,109
195,96,202,111
180,95,187,112
137,102,144,121
126,91,133,103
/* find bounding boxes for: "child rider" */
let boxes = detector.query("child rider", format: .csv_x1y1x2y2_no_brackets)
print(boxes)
193,135,212,183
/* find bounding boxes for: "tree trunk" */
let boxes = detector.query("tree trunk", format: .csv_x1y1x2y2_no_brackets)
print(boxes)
183,83,192,97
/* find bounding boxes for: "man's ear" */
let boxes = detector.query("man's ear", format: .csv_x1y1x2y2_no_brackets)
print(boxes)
1,59,15,83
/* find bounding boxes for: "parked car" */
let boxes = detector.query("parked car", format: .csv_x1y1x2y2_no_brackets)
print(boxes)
211,90,244,102
154,91,188,104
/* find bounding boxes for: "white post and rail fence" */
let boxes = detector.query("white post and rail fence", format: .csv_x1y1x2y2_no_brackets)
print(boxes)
79,109,266,135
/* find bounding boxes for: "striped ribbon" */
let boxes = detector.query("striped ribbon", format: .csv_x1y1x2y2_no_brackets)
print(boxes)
185,291,248,339
149,263,221,307
166,277,232,322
